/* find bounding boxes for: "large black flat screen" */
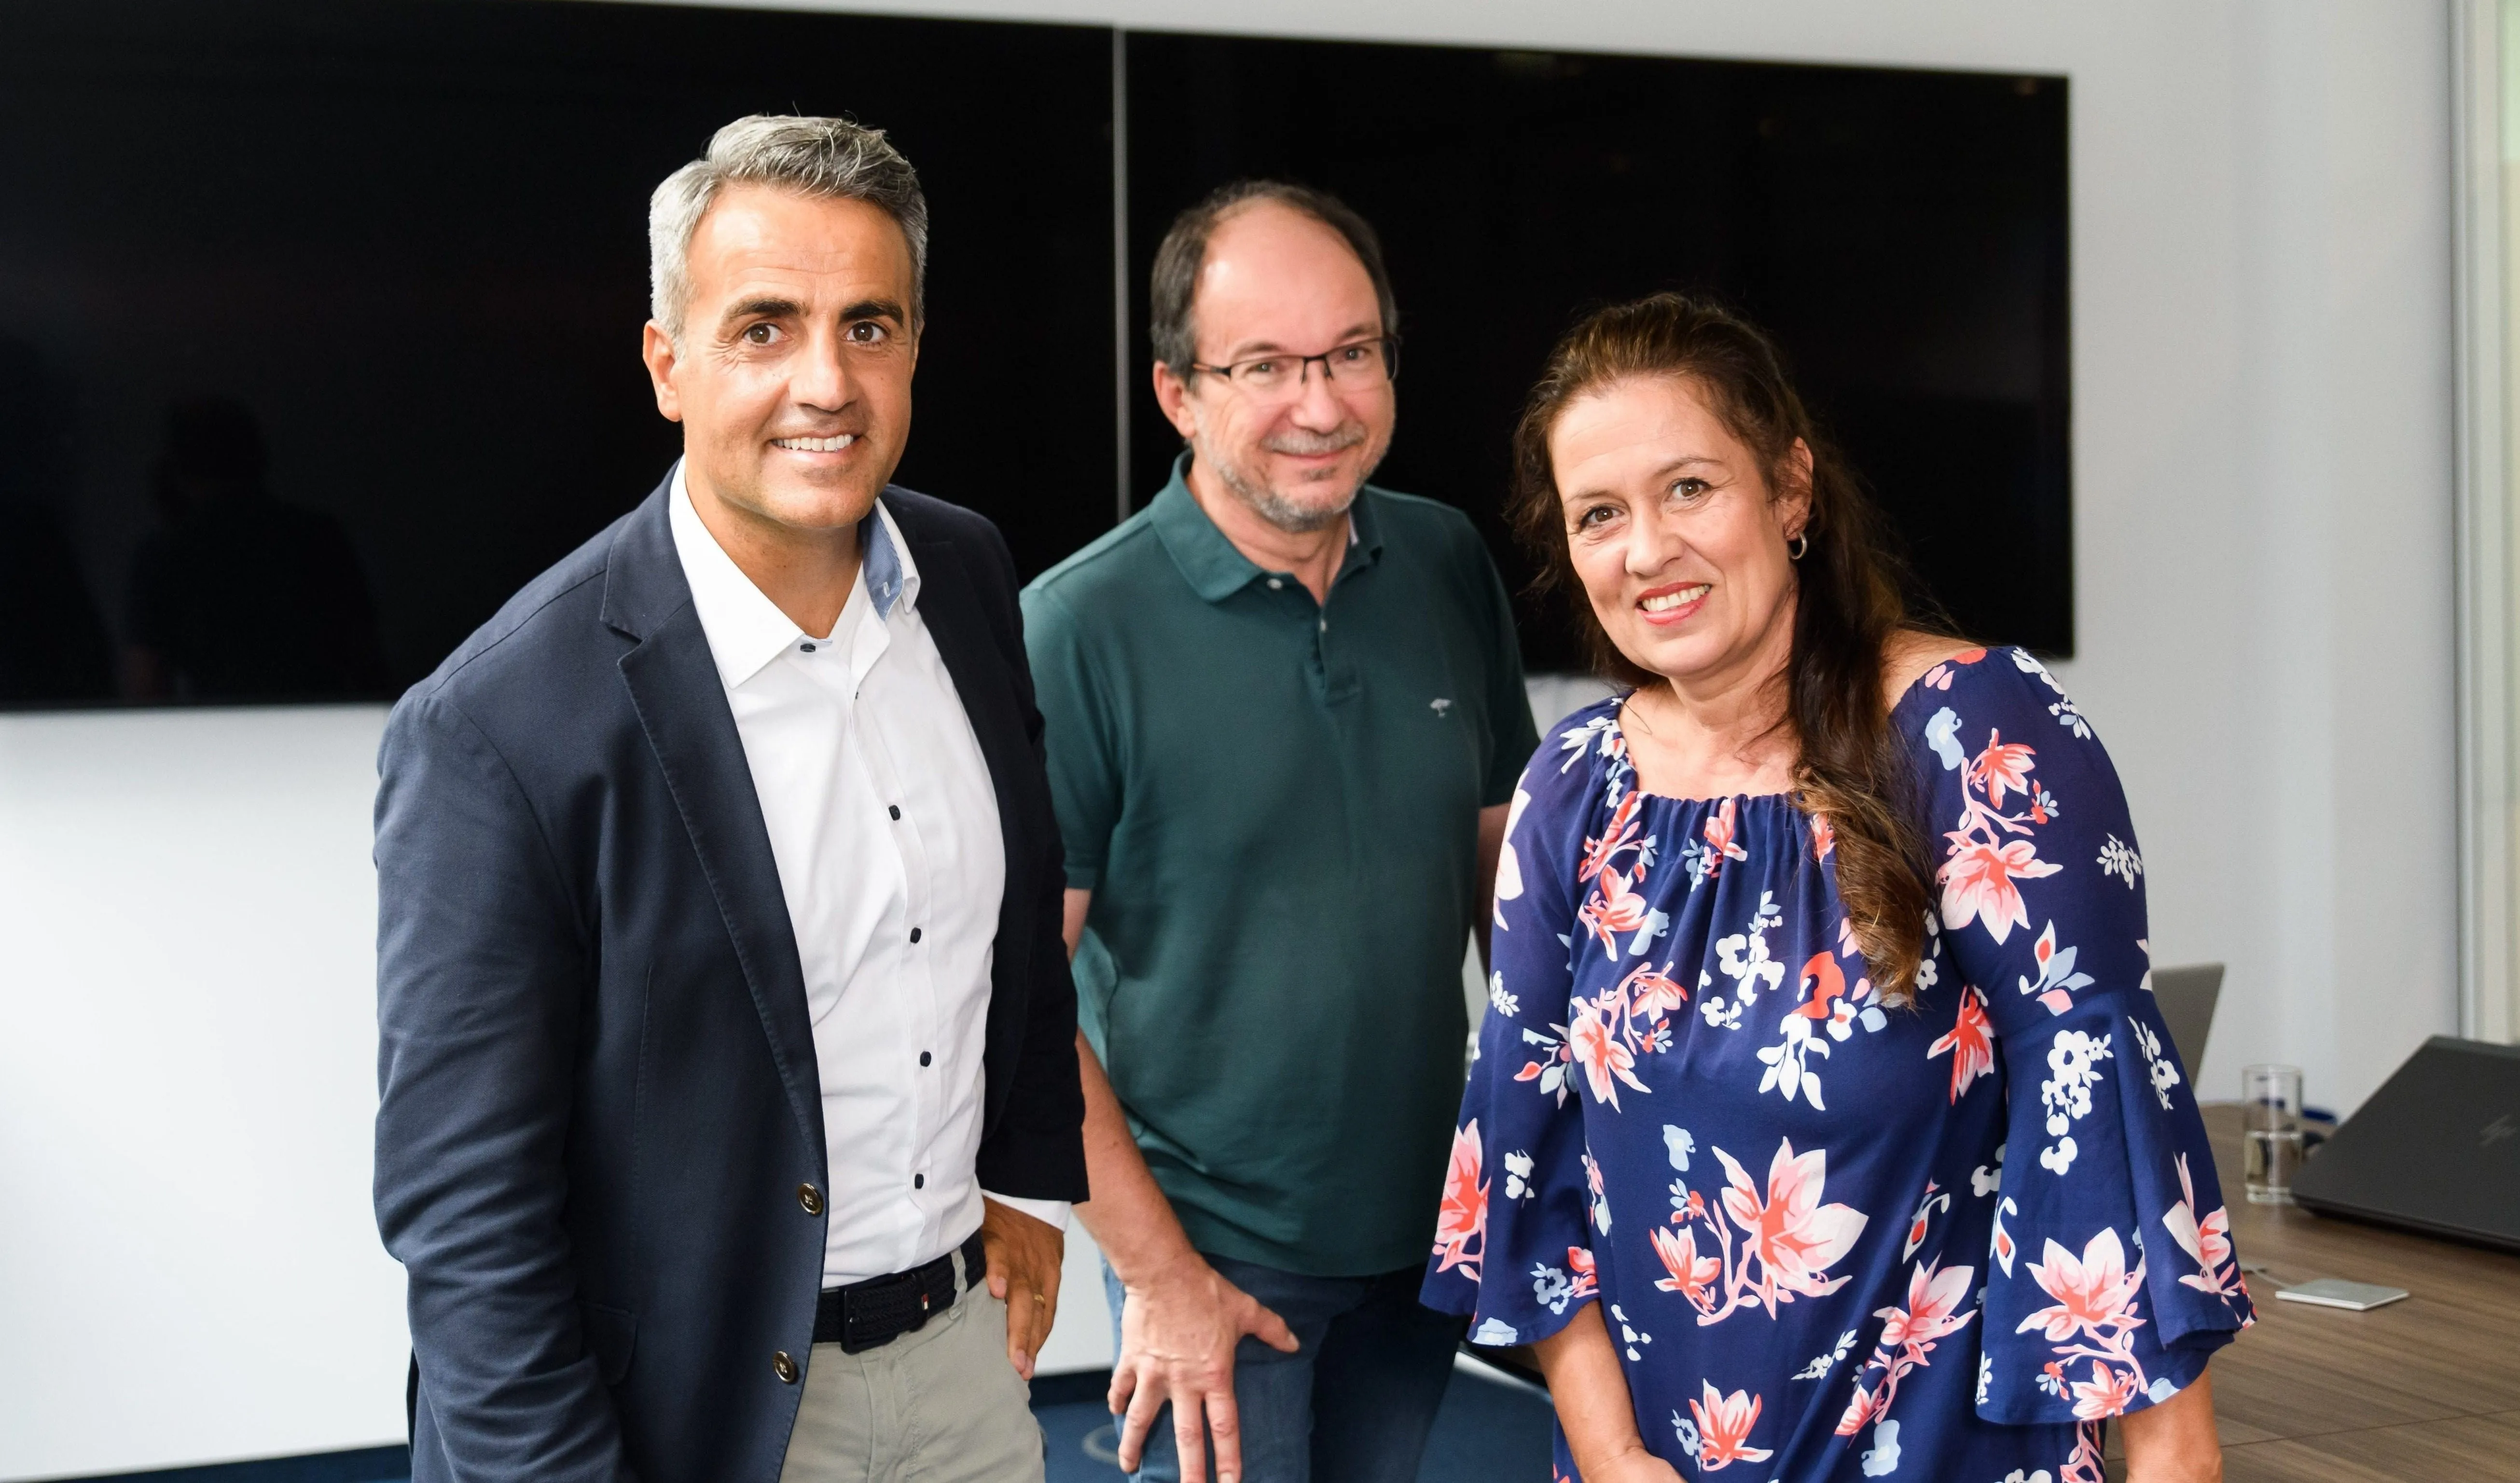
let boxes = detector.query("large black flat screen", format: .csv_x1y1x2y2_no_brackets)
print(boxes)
0,0,1115,704
0,1,2069,707
1125,34,2070,672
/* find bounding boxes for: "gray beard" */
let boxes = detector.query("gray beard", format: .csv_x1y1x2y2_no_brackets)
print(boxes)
1193,420,1385,536
1213,455,1357,533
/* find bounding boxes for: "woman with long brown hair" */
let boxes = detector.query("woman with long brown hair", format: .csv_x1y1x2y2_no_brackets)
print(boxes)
1422,295,2247,1482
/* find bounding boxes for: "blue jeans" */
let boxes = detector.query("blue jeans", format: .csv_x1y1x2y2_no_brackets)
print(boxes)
1102,1253,1462,1483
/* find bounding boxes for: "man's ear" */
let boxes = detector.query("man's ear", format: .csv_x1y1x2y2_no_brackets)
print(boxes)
1151,361,1199,441
641,322,684,423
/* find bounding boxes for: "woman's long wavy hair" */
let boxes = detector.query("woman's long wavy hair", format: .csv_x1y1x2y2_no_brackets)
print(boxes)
1509,293,1950,1002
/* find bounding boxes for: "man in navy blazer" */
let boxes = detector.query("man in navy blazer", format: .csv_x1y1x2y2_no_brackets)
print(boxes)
374,116,1087,1482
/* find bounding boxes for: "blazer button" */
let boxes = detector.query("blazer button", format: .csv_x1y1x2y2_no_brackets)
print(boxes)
798,1182,824,1216
773,1350,799,1384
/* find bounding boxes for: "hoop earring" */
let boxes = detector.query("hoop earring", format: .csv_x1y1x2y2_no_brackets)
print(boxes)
1788,531,1810,562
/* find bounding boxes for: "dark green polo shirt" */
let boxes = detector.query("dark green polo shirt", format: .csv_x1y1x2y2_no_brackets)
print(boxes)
1022,455,1538,1276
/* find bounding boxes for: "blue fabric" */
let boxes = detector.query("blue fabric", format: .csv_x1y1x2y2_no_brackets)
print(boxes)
1424,647,2254,1482
860,504,905,618
1103,1256,1461,1483
373,478,1085,1483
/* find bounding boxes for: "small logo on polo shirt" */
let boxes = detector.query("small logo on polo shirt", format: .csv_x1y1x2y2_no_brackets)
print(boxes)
1430,698,1454,716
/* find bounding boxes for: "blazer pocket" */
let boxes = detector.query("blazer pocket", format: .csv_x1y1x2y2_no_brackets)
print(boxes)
579,1300,637,1385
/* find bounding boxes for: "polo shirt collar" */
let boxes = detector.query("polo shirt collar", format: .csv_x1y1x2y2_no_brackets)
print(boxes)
1149,451,1384,605
666,458,920,689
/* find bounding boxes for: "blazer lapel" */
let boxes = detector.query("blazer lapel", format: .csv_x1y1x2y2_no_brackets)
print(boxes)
604,490,825,1167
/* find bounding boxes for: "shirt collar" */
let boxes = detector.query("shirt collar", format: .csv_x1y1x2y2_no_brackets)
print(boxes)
1148,451,1383,605
667,460,921,689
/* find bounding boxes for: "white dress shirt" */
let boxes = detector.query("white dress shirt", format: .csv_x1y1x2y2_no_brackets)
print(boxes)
668,464,1066,1287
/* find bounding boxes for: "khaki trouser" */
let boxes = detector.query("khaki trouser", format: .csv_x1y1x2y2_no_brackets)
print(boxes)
778,1268,1045,1483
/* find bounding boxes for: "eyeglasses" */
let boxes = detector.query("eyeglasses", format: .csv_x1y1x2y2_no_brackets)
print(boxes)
1186,337,1399,402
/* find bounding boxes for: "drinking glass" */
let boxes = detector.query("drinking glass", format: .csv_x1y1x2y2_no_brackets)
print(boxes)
2242,1063,2305,1204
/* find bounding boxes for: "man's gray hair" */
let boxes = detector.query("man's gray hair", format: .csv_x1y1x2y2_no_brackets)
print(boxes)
648,114,928,342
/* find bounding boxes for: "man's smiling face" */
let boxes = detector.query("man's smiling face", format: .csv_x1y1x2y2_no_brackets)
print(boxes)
642,184,918,537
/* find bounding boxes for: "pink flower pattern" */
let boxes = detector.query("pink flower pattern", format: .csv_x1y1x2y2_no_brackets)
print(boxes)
1688,1383,1773,1470
1432,649,2254,1480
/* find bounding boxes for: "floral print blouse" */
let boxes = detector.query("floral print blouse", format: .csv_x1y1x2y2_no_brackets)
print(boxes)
1422,648,2253,1482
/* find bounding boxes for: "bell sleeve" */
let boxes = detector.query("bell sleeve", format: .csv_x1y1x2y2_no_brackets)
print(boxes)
1913,650,2256,1428
1422,707,1614,1347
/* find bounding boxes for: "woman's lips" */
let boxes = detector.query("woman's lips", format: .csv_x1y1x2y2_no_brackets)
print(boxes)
1636,582,1711,626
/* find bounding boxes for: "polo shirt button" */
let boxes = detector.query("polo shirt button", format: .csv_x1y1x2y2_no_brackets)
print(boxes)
1268,577,1284,590
1318,618,1328,633
773,1351,799,1384
909,927,922,944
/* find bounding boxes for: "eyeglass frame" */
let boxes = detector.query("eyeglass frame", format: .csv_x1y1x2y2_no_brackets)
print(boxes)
1182,335,1402,399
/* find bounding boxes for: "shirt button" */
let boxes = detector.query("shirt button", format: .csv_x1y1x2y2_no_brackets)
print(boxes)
773,1351,799,1384
913,1173,925,1190
797,1182,824,1216
1268,577,1284,590
888,805,901,820
909,927,922,944
1318,618,1328,633
919,1051,932,1067
798,642,816,653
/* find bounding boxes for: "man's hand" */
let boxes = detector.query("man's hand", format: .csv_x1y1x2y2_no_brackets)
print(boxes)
980,1197,1065,1381
1108,1253,1299,1483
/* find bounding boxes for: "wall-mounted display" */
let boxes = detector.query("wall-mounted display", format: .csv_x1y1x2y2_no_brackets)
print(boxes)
0,0,2067,707
1125,33,2069,671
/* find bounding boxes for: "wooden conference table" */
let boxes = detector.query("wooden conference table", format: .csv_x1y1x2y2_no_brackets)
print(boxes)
2097,1103,2520,1481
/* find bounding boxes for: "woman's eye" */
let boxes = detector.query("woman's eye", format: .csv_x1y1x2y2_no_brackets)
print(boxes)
1669,478,1709,501
1574,506,1615,529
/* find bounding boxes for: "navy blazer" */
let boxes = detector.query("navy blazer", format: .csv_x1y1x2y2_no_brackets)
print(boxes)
374,478,1087,1483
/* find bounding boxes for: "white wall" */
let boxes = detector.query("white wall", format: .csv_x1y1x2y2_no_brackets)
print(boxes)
0,708,404,1479
0,1,2460,1475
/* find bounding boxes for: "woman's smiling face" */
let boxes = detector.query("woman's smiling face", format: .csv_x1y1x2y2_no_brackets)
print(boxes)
1550,373,1810,692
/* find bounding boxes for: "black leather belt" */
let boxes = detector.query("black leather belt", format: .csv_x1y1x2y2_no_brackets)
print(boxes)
813,1228,986,1353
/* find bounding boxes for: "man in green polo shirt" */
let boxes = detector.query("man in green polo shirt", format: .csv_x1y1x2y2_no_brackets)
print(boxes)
1021,181,1538,1483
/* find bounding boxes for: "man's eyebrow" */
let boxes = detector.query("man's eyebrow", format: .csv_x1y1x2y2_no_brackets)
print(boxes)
840,298,908,325
1218,321,1382,360
720,295,803,327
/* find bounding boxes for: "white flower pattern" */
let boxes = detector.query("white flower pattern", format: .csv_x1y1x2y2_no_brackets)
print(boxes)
1440,651,2251,1481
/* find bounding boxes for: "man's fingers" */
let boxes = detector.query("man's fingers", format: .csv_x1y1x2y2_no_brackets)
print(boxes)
1171,1386,1211,1483
1204,1388,1244,1483
1116,1370,1166,1474
1004,1290,1041,1380
1246,1300,1301,1354
1107,1361,1138,1417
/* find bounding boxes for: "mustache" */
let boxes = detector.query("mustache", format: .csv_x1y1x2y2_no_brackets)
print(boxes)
1261,423,1367,456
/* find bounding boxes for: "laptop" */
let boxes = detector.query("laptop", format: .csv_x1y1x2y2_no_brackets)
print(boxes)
2150,962,2223,1079
2292,1036,2520,1252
